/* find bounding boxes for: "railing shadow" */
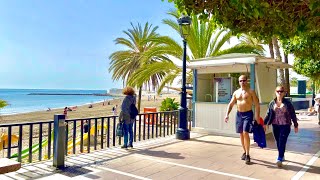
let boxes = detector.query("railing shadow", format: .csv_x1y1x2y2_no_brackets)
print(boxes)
0,110,193,164
2,134,188,179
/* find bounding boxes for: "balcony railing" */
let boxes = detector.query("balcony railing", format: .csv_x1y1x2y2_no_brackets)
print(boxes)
0,110,192,163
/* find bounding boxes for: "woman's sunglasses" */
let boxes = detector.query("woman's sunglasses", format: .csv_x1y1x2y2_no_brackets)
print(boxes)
276,90,284,93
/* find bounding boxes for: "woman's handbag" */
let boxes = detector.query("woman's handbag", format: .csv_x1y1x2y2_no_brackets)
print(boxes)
116,122,124,137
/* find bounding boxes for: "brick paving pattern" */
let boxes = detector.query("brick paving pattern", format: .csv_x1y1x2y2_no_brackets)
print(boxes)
0,114,319,180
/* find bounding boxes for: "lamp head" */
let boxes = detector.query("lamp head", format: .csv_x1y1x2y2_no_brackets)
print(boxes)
177,15,191,40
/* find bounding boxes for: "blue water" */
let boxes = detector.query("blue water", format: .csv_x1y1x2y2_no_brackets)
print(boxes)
0,89,113,115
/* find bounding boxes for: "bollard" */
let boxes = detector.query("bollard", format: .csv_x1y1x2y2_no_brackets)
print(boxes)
53,114,66,169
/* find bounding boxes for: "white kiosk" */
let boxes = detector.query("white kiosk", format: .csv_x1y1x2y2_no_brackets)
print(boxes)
189,53,292,137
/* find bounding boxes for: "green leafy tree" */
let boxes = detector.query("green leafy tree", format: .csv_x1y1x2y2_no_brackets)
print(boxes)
160,97,179,111
109,23,167,111
129,10,263,94
0,100,8,118
283,32,320,81
283,32,320,61
292,58,320,80
168,0,320,39
290,77,298,87
0,100,7,109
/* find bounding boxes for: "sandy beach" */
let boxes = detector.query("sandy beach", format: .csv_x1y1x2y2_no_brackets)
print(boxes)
0,93,180,125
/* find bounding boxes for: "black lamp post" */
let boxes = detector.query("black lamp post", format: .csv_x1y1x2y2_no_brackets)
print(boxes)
176,15,191,140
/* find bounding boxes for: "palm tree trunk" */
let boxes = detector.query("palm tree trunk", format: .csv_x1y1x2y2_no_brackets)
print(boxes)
137,86,142,112
268,40,274,59
284,52,290,95
272,37,285,86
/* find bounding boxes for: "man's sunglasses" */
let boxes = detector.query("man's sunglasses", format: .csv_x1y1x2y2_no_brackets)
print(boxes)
239,80,247,82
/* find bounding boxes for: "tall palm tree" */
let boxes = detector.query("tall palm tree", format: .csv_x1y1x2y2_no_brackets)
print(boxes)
129,10,264,94
109,22,168,111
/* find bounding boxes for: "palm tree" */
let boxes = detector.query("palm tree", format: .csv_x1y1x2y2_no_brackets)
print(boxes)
129,10,264,94
109,22,168,111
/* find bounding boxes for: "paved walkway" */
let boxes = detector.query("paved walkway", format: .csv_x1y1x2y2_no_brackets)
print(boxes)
0,115,319,180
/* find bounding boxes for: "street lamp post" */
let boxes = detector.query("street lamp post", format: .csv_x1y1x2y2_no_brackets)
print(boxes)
176,15,191,140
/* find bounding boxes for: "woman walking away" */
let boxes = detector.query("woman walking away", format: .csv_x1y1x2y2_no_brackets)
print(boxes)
119,86,136,149
264,86,298,168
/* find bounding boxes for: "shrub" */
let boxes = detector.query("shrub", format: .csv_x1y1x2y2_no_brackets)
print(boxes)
160,98,179,111
0,100,7,109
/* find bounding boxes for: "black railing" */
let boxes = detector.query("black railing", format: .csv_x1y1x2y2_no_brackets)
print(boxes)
0,110,192,163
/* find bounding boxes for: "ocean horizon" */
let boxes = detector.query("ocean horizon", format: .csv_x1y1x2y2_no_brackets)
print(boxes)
0,88,114,115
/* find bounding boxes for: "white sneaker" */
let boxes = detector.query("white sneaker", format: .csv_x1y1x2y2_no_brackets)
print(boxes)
276,160,283,168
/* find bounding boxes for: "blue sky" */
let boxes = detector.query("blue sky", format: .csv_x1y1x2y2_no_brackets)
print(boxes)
0,0,178,90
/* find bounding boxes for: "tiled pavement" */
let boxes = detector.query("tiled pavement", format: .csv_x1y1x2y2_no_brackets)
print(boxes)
0,115,319,180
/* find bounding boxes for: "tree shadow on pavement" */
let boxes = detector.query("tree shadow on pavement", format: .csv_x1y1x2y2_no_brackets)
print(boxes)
135,149,184,159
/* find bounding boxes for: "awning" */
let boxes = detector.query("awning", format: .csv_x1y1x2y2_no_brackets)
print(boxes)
188,53,292,71
256,59,293,69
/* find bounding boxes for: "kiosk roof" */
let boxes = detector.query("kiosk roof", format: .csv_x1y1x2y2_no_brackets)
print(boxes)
187,53,292,72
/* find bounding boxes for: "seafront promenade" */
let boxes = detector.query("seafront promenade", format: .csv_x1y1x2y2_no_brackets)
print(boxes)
0,114,319,179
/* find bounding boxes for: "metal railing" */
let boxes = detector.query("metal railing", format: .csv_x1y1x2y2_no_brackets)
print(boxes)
0,110,192,163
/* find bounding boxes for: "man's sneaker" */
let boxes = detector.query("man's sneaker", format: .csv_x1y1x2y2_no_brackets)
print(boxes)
121,145,127,149
245,155,251,164
276,160,283,168
241,153,246,160
128,144,133,148
277,156,285,162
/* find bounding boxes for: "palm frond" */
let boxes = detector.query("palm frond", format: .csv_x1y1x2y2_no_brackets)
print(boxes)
211,30,233,56
157,70,181,94
215,44,264,56
128,61,178,87
207,29,225,57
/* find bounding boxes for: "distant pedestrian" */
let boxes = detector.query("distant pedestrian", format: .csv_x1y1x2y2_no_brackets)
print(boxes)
112,105,118,116
264,86,298,168
63,107,68,119
84,120,89,133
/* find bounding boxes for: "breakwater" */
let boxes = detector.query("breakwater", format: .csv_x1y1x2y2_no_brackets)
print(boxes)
28,93,111,96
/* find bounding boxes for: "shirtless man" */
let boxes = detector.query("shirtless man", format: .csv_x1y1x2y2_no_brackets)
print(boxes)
224,75,260,164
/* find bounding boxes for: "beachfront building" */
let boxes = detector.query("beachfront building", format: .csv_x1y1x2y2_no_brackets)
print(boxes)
109,88,123,95
189,53,292,137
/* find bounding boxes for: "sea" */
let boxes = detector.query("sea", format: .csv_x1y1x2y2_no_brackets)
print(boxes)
0,89,114,115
